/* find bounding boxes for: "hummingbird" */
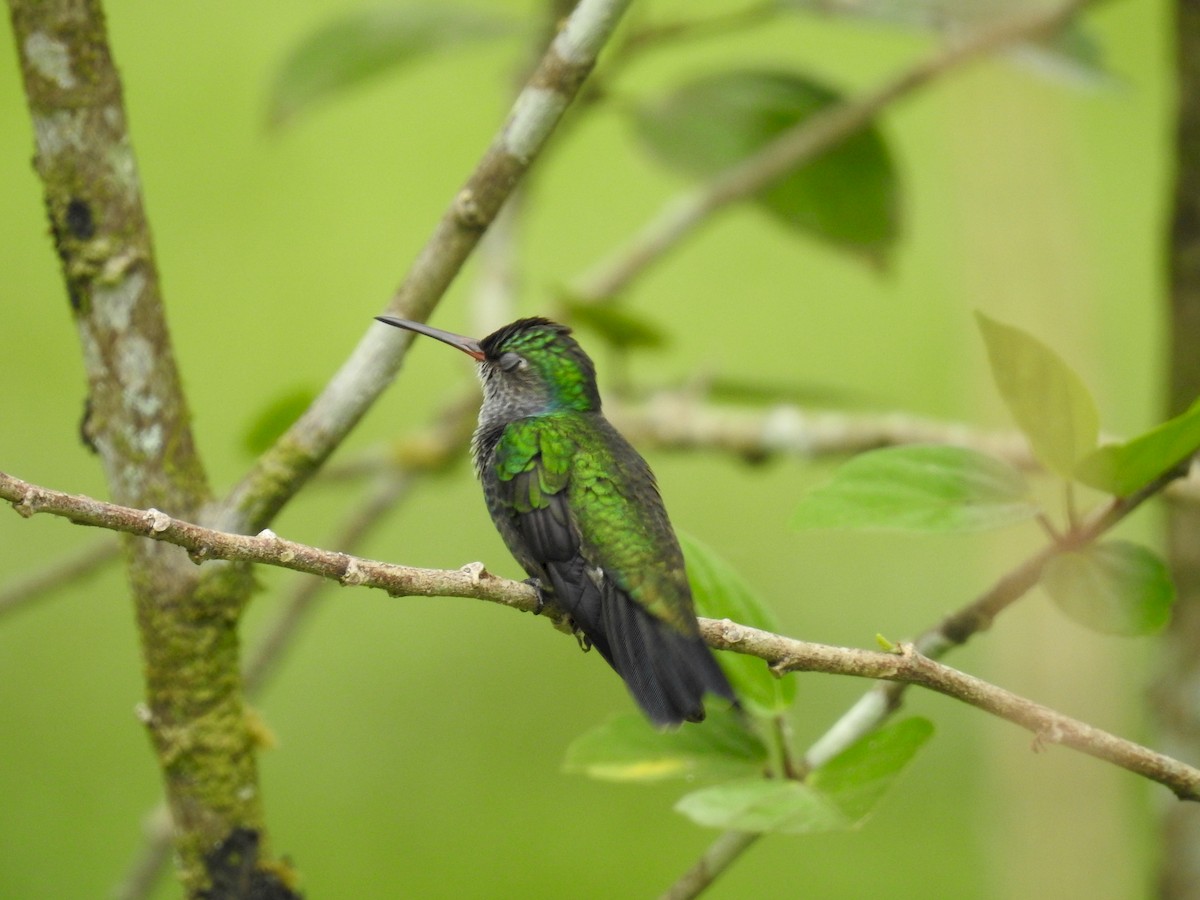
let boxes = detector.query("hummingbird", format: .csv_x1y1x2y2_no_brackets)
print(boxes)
376,315,736,727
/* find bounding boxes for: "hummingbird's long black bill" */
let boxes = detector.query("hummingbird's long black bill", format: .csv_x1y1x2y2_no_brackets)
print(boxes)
375,315,485,360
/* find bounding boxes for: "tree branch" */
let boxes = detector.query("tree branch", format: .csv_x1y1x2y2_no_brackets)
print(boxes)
3,469,1197,802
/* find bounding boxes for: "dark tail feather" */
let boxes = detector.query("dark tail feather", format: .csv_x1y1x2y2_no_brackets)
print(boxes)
600,581,736,728
544,558,614,664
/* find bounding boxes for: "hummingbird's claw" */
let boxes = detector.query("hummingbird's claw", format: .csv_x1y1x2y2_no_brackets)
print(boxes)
574,630,593,654
523,577,548,615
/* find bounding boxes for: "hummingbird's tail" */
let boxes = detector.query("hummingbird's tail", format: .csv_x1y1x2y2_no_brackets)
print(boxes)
543,557,736,728
598,581,737,729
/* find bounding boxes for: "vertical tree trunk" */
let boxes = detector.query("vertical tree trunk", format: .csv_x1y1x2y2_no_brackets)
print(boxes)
1157,1,1200,896
6,0,275,893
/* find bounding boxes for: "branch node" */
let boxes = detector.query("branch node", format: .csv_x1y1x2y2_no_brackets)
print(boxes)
14,488,42,518
340,556,366,587
461,560,489,583
453,189,487,230
768,658,794,678
256,528,278,541
716,617,747,644
144,508,171,533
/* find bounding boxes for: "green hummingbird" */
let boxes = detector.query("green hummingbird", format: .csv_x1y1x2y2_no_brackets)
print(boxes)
376,315,736,727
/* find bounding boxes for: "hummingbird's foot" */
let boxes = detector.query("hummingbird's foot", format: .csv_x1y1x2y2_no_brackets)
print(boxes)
574,629,593,654
523,577,548,615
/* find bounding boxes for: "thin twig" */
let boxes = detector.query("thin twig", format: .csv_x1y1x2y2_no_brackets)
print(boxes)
3,469,1197,802
571,0,1095,304
659,831,761,900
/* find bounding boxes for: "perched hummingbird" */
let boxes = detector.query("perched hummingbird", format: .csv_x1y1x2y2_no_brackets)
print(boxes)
376,315,736,727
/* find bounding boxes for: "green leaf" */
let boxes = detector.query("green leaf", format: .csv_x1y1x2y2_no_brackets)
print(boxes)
564,707,766,783
242,386,317,456
267,6,518,127
1075,398,1200,496
632,70,900,264
675,718,933,833
976,313,1100,478
791,445,1039,533
559,299,668,350
676,778,845,834
808,716,933,821
679,532,796,715
1041,540,1175,636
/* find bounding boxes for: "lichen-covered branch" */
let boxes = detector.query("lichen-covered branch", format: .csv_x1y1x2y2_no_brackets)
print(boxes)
215,0,635,536
3,468,1198,802
5,0,271,893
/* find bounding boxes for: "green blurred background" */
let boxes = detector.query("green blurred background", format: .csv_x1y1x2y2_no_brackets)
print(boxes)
0,0,1174,896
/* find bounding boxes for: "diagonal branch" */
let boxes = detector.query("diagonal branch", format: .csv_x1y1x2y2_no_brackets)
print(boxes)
3,469,1197,802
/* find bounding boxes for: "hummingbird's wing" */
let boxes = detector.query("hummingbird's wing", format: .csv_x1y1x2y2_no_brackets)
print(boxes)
488,415,735,727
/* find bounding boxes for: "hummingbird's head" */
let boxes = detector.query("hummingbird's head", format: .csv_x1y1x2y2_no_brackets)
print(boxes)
477,317,600,417
375,315,601,422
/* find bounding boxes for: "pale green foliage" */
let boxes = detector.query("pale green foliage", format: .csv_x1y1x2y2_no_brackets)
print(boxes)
792,444,1039,533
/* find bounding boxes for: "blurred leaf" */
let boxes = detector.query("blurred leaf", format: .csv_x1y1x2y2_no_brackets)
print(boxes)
632,69,900,263
676,778,843,833
679,532,795,715
1075,398,1200,496
268,6,518,127
792,445,1039,533
976,313,1099,478
242,386,316,455
560,299,668,350
563,707,766,783
1041,540,1175,636
808,716,933,821
675,718,932,833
